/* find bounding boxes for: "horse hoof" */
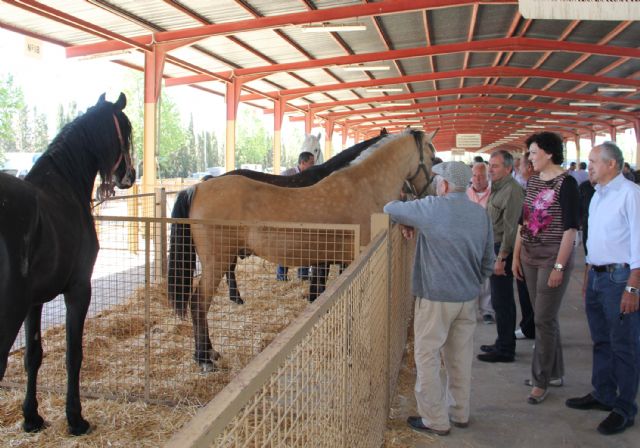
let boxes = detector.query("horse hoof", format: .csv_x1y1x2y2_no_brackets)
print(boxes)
230,296,244,305
199,362,216,373
23,415,48,433
69,419,92,436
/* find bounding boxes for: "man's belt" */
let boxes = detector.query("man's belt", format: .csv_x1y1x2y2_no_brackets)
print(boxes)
591,263,629,273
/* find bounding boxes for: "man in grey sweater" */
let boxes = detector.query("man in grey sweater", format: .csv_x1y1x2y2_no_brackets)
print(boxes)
384,161,495,436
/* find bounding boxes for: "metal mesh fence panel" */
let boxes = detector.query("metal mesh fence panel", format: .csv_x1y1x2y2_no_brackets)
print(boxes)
165,227,408,448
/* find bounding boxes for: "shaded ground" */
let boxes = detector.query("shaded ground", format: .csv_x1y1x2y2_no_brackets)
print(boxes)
385,246,638,448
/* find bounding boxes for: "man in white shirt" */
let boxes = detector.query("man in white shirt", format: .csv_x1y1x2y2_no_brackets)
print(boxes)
467,162,494,324
565,142,640,436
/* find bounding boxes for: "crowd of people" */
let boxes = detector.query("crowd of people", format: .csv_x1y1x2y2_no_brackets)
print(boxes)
384,132,640,437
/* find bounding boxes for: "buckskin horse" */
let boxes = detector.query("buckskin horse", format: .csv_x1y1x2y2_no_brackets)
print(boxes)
167,129,436,371
168,129,389,307
0,93,135,435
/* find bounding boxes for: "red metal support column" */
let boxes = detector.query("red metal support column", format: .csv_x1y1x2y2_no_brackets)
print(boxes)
610,125,617,143
590,132,596,150
324,120,335,160
575,134,581,165
143,45,167,192
273,97,286,174
225,80,243,171
634,120,640,168
341,125,348,151
304,109,315,135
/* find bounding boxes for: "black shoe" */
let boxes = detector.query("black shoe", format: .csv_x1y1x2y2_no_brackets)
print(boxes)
597,411,634,435
406,416,450,436
480,344,497,353
477,352,514,363
565,393,613,411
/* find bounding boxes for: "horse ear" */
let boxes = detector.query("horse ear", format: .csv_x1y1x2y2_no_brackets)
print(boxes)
424,128,439,141
97,93,106,104
381,128,388,135
114,92,127,110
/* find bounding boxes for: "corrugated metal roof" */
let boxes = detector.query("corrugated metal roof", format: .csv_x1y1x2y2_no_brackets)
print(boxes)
0,0,638,151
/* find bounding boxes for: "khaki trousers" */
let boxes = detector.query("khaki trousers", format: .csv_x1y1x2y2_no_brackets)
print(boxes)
414,298,477,430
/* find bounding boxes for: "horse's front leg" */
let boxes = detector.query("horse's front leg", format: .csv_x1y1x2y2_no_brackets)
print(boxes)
64,287,92,435
21,303,46,433
191,266,222,372
308,263,330,302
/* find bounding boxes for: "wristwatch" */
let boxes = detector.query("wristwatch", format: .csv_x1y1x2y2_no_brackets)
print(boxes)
625,286,640,296
553,263,565,272
496,256,505,263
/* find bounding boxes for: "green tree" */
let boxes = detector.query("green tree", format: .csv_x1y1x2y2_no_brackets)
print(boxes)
16,106,31,152
32,106,49,152
0,73,25,161
235,106,272,170
55,101,79,133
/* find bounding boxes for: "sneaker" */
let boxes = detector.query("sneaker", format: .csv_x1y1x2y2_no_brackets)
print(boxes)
482,314,495,324
515,328,527,339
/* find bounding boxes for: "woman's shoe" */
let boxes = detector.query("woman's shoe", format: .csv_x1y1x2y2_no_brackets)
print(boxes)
527,388,548,405
524,378,563,387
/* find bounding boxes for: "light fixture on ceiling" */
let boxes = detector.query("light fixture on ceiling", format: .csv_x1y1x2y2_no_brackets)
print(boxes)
551,111,578,115
366,88,403,93
597,87,637,93
343,65,390,71
569,102,601,107
536,119,560,123
301,23,366,33
378,102,412,106
525,125,544,128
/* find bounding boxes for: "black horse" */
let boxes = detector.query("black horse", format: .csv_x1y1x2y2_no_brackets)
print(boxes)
0,93,135,435
168,130,388,313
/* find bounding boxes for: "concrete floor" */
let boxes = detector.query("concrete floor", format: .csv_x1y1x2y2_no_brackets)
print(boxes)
386,246,638,448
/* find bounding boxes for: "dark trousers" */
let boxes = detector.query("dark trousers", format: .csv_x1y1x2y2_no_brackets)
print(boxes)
586,266,640,419
490,243,516,357
517,277,535,338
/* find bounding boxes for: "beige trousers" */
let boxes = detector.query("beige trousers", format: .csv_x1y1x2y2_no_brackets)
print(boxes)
414,298,477,430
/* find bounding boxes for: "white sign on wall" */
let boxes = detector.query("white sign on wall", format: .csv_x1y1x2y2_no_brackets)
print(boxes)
456,134,481,148
24,37,42,60
450,148,466,156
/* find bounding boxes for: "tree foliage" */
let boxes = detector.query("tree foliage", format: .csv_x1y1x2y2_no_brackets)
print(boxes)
235,106,273,170
0,73,26,162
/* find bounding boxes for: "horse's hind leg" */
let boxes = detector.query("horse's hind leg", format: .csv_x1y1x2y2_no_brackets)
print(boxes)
0,298,29,381
191,265,222,372
63,288,91,435
22,303,46,433
226,256,244,305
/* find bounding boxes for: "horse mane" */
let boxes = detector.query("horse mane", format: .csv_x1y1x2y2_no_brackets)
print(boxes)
27,99,132,201
349,129,424,167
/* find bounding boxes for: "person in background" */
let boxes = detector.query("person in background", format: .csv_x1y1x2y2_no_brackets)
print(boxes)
515,151,536,341
568,161,577,172
570,161,589,185
276,151,315,281
474,155,485,164
478,150,524,363
384,161,494,436
622,162,637,182
566,142,640,436
513,131,579,404
467,162,495,324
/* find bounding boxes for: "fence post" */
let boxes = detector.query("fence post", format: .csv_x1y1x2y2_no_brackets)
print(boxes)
154,187,167,280
128,184,139,254
371,213,392,419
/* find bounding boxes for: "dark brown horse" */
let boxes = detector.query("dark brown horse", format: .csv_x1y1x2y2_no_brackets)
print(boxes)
0,93,135,435
168,130,389,307
168,129,436,371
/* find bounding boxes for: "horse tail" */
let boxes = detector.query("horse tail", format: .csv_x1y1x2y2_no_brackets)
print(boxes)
167,187,196,318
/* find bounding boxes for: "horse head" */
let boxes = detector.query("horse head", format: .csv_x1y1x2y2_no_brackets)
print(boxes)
95,93,136,200
402,128,438,199
301,132,323,164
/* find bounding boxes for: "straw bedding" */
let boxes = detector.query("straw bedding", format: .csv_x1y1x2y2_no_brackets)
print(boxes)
1,256,321,446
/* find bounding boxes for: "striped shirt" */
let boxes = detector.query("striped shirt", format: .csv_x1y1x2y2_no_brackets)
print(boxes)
520,172,579,246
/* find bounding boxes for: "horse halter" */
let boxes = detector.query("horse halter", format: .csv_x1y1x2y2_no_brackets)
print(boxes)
110,114,133,178
403,137,436,199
